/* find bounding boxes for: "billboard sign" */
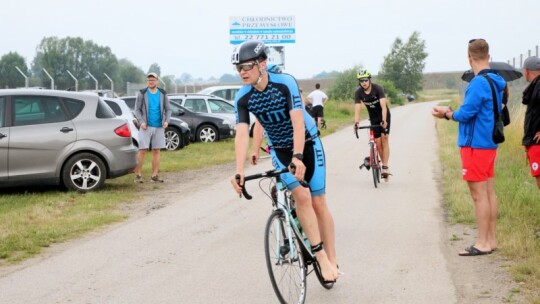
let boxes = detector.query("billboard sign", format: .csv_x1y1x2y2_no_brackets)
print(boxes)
229,16,296,45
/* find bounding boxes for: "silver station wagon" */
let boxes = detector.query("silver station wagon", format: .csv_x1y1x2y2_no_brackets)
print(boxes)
0,89,138,192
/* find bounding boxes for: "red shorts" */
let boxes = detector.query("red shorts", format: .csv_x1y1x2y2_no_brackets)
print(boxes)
460,147,497,182
526,145,540,177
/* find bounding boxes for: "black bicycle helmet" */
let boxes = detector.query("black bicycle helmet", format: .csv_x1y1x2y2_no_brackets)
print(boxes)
231,40,268,64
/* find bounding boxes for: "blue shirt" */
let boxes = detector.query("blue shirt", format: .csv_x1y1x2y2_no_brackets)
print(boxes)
453,70,506,149
147,90,162,127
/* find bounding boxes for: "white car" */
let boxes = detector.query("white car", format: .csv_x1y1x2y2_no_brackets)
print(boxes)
103,98,139,147
198,85,241,102
167,93,256,136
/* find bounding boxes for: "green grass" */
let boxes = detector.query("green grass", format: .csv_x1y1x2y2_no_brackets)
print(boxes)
435,95,540,303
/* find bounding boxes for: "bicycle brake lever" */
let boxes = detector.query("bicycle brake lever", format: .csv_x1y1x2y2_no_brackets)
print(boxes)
289,163,310,188
235,174,252,200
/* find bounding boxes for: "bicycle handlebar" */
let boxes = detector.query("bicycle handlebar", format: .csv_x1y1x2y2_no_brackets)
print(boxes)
354,124,382,139
235,162,308,200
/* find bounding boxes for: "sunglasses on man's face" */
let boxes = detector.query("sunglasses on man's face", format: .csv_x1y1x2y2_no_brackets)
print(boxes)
236,62,258,72
359,79,370,83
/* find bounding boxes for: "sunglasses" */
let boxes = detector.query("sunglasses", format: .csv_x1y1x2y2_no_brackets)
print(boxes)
469,38,486,44
359,79,370,83
236,62,258,72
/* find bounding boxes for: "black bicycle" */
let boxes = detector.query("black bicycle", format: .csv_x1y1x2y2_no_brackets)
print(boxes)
237,167,333,304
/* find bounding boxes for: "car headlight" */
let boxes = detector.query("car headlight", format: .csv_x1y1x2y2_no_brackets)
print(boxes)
222,119,234,129
180,121,189,128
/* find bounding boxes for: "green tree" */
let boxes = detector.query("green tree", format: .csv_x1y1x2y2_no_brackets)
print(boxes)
0,52,29,88
379,31,428,95
327,66,362,101
32,36,119,90
147,63,161,77
117,58,145,94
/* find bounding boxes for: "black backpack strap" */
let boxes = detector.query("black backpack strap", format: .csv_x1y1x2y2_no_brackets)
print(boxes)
482,74,499,120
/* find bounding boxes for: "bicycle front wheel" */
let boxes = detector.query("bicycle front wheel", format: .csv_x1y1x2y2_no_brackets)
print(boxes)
370,144,378,188
265,210,307,304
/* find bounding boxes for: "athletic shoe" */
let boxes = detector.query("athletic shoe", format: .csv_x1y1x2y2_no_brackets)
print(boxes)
151,175,164,183
134,175,143,183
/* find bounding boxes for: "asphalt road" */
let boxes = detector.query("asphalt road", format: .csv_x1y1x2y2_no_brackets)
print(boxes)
0,101,457,304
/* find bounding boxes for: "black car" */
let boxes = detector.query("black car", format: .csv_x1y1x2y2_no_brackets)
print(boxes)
118,96,191,150
169,101,235,142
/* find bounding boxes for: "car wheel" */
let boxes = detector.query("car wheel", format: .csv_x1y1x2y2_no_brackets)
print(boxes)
62,153,106,192
165,127,181,150
197,124,218,142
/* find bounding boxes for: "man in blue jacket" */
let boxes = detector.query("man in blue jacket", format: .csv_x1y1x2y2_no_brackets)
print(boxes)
432,39,506,256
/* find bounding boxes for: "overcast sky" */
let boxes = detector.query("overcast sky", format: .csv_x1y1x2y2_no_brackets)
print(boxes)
1,0,539,80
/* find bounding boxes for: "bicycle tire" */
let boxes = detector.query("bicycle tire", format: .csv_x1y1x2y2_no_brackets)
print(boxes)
265,210,307,304
370,144,378,188
375,151,381,183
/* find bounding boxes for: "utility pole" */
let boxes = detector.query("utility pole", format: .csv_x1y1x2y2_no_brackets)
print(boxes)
42,68,54,90
66,70,78,91
15,66,28,88
103,73,114,93
87,72,98,90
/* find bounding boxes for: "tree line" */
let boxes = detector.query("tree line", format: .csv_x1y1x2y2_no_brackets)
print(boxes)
0,32,427,98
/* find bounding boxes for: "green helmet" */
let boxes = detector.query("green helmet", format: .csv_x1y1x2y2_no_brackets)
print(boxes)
356,69,371,79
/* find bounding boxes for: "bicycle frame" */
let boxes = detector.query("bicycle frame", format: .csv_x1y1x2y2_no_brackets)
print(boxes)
355,125,382,188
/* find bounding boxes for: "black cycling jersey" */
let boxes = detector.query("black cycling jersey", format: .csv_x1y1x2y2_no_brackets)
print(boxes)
354,83,390,123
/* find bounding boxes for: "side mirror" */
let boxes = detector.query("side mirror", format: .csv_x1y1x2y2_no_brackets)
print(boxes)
177,108,185,116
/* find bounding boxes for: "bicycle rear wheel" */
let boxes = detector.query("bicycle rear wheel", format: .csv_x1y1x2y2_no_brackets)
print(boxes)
265,210,307,304
370,144,378,188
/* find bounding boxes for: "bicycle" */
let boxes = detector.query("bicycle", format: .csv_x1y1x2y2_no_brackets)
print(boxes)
236,166,333,304
355,124,382,188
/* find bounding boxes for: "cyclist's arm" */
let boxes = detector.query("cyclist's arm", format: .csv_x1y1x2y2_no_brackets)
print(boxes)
290,110,306,180
251,120,264,165
354,103,363,125
380,97,388,123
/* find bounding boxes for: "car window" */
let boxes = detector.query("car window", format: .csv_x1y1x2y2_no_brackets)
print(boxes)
229,89,240,101
185,98,207,113
104,100,122,116
208,99,235,113
63,98,85,118
96,98,116,119
13,96,68,126
211,89,227,99
170,101,181,113
0,97,4,127
122,97,136,110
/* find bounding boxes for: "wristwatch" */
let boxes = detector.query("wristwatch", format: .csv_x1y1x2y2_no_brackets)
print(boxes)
292,153,304,161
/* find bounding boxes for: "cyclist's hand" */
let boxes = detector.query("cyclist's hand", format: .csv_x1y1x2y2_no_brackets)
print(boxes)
381,120,388,129
353,122,359,131
231,174,244,197
250,153,259,165
289,158,306,182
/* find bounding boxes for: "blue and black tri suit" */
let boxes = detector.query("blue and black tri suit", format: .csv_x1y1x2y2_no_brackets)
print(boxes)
235,71,326,196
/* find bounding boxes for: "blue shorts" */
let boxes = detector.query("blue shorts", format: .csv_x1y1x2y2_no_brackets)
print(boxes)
270,137,326,197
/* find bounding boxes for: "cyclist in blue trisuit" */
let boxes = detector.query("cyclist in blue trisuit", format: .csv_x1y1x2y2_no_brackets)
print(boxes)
354,69,393,180
230,40,339,283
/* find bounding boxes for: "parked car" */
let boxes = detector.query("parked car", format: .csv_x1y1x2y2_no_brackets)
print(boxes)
103,98,140,147
167,93,255,136
169,101,235,142
0,89,137,192
117,96,191,150
198,85,241,102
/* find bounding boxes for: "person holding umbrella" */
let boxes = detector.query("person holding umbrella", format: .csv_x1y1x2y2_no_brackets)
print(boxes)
522,56,540,189
432,39,506,256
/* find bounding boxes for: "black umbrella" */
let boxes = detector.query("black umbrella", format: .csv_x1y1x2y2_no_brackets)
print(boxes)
461,61,523,82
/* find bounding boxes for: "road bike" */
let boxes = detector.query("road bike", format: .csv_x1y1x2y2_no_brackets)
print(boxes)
236,167,333,304
355,124,382,188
